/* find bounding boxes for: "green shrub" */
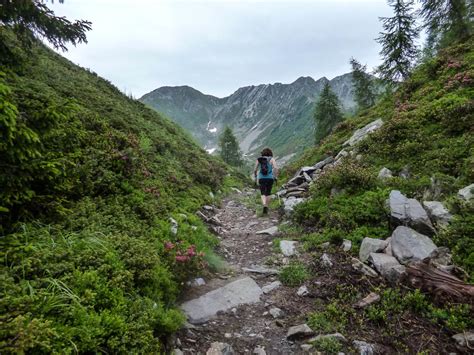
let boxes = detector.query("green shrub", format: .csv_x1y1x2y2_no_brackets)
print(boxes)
311,336,343,353
279,262,309,287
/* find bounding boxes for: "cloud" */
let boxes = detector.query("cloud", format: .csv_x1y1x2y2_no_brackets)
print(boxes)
50,0,392,97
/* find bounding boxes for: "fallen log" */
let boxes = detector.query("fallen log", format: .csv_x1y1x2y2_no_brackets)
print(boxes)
405,260,474,302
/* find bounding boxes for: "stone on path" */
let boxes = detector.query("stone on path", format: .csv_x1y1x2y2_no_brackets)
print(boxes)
310,333,347,343
206,342,235,355
343,118,383,146
368,253,406,283
391,226,437,264
187,277,206,287
313,156,335,170
173,349,184,355
321,253,333,268
287,324,314,339
341,239,352,251
458,183,474,201
452,332,474,349
353,340,375,355
351,258,378,278
256,226,279,236
359,238,388,262
269,307,284,319
297,285,309,297
280,240,298,256
388,190,435,235
354,292,380,309
300,344,313,352
422,201,453,227
262,281,282,294
242,265,279,275
253,346,266,355
181,277,263,324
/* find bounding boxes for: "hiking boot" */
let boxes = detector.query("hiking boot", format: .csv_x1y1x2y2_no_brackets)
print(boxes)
263,206,268,215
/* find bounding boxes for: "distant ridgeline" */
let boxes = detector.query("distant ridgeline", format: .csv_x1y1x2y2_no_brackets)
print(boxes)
139,74,358,164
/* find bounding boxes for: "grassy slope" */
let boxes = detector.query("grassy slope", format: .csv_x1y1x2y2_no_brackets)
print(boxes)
0,37,242,353
287,40,474,277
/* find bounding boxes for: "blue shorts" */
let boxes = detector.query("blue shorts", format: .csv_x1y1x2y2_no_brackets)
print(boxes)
259,179,274,196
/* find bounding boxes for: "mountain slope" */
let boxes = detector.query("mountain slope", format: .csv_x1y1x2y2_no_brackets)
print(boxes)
140,74,356,162
0,33,239,353
286,39,474,278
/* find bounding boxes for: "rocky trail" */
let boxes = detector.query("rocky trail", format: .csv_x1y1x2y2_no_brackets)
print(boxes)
175,190,306,354
172,191,461,354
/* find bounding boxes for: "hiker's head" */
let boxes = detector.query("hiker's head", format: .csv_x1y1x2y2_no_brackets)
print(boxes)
261,148,273,157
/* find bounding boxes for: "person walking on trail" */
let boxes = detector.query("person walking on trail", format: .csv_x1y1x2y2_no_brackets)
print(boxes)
254,148,278,215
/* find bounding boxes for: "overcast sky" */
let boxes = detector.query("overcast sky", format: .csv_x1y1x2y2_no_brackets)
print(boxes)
50,0,393,98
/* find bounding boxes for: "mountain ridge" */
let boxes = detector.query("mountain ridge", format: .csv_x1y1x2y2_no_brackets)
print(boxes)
140,73,356,163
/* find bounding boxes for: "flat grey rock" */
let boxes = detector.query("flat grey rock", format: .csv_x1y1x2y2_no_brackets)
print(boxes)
287,324,314,339
368,253,406,283
280,240,298,256
262,281,282,294
458,183,474,201
389,190,435,235
343,119,383,146
423,201,453,227
256,226,279,236
359,238,388,262
181,277,263,324
391,226,437,264
253,346,266,355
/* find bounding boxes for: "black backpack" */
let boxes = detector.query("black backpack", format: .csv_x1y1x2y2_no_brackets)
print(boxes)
258,156,271,176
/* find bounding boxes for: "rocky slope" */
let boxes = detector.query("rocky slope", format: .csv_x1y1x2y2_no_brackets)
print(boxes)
140,74,356,163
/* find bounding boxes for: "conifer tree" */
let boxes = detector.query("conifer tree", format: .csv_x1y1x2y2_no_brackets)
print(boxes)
350,58,377,111
0,0,91,52
314,82,344,144
218,127,243,167
376,0,419,83
419,0,471,49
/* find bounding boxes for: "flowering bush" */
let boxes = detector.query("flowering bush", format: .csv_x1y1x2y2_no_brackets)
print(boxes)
163,241,207,282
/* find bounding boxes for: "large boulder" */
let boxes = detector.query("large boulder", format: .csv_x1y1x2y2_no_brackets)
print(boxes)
368,253,406,283
422,201,453,227
388,190,435,235
359,238,389,262
458,183,474,201
343,119,384,147
390,226,437,265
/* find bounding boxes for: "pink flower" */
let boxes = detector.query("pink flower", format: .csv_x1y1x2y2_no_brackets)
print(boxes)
175,255,189,262
164,242,175,250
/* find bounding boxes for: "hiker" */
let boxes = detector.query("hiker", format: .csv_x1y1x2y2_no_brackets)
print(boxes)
254,148,278,215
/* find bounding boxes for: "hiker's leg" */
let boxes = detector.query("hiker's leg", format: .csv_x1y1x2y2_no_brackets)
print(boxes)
261,195,266,206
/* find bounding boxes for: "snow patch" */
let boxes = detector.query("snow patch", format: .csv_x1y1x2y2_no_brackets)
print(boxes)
206,148,217,154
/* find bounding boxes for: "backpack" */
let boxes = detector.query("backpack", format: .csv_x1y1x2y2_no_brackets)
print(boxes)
258,156,271,176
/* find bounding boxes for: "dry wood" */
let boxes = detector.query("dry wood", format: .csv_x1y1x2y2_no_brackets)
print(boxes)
405,260,474,302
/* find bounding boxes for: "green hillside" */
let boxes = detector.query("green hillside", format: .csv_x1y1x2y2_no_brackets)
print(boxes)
287,39,474,279
0,32,239,352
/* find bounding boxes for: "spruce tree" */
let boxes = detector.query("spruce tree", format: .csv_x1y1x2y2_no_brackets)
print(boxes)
350,58,377,111
218,127,243,167
419,0,471,49
0,0,91,52
314,82,344,144
376,0,420,83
